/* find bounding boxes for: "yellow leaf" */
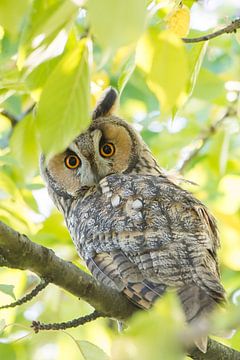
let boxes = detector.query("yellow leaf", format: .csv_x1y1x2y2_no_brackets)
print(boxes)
147,30,188,113
136,32,154,73
166,5,190,38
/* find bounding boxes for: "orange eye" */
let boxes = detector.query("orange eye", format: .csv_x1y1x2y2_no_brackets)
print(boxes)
64,154,81,169
100,143,115,157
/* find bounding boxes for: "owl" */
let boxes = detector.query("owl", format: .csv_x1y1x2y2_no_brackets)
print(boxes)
40,88,225,352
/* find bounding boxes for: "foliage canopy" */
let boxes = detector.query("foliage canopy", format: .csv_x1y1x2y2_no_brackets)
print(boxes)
0,0,239,359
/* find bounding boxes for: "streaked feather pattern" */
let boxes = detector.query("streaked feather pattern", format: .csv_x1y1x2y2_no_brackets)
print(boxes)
41,90,226,353
66,173,225,322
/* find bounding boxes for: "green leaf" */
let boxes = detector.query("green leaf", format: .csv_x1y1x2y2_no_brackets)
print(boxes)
87,0,147,49
186,41,208,99
10,114,39,178
219,129,230,176
183,0,196,8
112,293,185,360
0,0,30,38
118,54,136,95
147,31,189,113
18,0,78,69
33,212,71,245
192,68,225,102
25,56,62,101
0,284,16,300
0,319,6,333
0,172,22,200
75,340,110,360
36,39,90,158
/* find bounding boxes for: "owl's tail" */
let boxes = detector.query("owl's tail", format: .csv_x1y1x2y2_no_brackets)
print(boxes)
178,283,225,353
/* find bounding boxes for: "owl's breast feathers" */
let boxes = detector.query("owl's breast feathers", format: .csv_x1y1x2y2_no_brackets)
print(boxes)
67,174,225,323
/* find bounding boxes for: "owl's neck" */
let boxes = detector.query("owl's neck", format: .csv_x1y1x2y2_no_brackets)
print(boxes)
133,143,188,186
132,145,165,176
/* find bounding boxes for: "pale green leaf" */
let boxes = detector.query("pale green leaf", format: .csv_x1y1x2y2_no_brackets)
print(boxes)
219,129,230,175
118,54,136,95
10,114,39,178
18,0,78,68
186,41,208,98
112,293,185,360
26,56,62,101
192,68,225,102
0,319,6,333
147,31,188,113
0,172,22,200
0,0,30,38
0,284,16,300
36,39,90,158
87,0,147,49
75,340,110,360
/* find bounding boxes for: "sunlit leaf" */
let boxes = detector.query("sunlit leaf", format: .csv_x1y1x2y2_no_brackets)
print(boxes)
10,113,39,178
118,54,136,95
186,41,208,98
166,4,190,37
0,172,22,200
112,293,185,360
0,115,11,133
0,200,37,233
36,39,90,158
147,31,188,113
75,340,110,360
136,32,154,74
33,211,71,245
219,129,230,175
192,68,225,102
0,0,30,38
26,56,62,101
18,0,78,69
0,284,15,300
211,304,240,335
235,30,240,45
0,319,6,333
183,0,196,7
87,0,147,49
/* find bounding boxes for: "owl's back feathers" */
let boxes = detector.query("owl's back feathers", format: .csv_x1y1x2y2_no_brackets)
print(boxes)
67,173,225,325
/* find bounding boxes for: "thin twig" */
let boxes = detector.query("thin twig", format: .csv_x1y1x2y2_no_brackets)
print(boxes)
0,222,240,359
0,103,35,127
0,220,137,320
182,18,240,43
31,310,105,333
0,278,49,310
0,110,18,126
175,109,235,173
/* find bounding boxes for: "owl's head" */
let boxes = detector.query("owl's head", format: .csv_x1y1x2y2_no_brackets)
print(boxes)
41,88,160,203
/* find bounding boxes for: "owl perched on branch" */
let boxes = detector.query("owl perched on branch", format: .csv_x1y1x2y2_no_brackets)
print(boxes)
41,88,225,352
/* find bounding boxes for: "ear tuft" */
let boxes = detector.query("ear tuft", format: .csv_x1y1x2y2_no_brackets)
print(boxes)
92,87,118,120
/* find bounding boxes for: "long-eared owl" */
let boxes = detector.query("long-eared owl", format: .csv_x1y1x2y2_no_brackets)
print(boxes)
40,88,225,352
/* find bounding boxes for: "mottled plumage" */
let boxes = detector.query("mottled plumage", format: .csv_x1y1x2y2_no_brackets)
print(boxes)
41,88,225,352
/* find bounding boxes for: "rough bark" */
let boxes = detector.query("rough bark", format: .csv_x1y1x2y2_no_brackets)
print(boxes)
0,220,136,319
0,220,239,360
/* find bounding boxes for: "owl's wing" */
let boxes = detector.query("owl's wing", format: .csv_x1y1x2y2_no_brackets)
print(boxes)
80,174,225,317
86,251,166,309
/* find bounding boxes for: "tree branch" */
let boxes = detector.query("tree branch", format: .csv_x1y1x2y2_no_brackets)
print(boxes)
189,338,240,360
0,220,136,320
31,310,104,333
0,221,239,359
175,109,235,173
182,18,240,43
0,104,35,127
0,278,49,310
